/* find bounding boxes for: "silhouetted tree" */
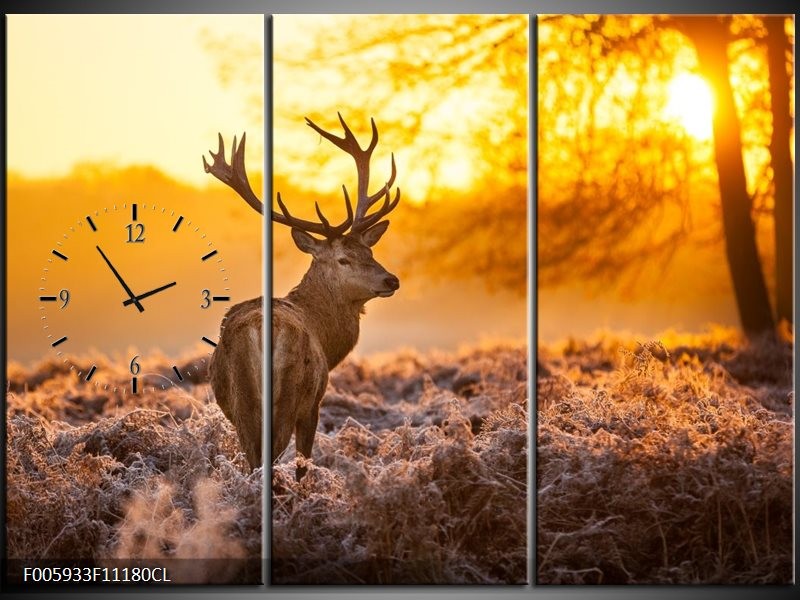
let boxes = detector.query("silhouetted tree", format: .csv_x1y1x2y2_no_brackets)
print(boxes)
674,16,775,334
206,15,793,335
539,15,793,337
765,16,794,326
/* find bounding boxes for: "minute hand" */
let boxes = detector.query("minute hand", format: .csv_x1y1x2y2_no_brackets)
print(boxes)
96,245,145,312
123,281,177,306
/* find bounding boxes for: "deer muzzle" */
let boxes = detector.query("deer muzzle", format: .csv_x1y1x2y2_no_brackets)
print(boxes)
376,273,400,297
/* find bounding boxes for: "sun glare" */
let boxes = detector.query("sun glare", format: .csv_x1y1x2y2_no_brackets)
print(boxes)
664,73,714,140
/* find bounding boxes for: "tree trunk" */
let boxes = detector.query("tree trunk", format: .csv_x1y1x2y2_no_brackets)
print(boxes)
679,16,775,336
765,16,794,327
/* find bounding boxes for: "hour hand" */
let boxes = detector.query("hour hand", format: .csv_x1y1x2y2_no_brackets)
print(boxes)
123,281,177,306
96,245,144,312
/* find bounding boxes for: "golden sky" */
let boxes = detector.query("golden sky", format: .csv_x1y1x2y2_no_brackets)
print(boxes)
8,14,791,358
273,14,528,204
7,15,264,368
7,14,263,186
8,14,532,365
271,14,530,354
536,15,794,341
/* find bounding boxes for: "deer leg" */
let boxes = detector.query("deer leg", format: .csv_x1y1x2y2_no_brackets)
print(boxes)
271,423,292,464
294,408,320,481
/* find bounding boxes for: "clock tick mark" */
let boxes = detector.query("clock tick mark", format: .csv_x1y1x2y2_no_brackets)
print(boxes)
173,216,184,232
51,336,68,347
86,365,97,381
201,249,218,261
202,336,218,347
52,250,68,261
173,366,184,382
87,216,97,231
132,203,138,221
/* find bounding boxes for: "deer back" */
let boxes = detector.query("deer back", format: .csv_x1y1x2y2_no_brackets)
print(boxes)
209,297,263,468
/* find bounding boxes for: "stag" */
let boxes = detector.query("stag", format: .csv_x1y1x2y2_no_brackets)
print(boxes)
203,114,400,478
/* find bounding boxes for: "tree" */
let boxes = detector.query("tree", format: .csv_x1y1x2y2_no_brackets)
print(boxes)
270,15,529,294
764,16,794,326
537,16,698,290
673,16,775,334
206,15,794,335
538,15,793,337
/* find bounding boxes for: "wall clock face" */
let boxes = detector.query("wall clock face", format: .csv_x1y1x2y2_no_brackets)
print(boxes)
39,202,231,395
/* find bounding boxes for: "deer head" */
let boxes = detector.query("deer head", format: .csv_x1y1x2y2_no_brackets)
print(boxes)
203,113,400,304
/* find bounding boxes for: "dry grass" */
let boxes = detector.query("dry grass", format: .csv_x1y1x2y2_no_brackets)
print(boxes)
6,360,261,584
6,343,529,585
537,328,793,584
272,344,529,584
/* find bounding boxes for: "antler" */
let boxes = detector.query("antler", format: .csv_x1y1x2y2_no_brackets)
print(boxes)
206,116,399,240
203,132,263,215
305,112,400,235
273,186,354,238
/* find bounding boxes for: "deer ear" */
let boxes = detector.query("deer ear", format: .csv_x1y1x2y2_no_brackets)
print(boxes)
360,220,390,247
291,228,323,256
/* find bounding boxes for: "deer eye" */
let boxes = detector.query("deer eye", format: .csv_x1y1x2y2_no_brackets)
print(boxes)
338,258,351,266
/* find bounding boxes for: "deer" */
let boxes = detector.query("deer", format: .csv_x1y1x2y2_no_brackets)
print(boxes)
202,113,400,479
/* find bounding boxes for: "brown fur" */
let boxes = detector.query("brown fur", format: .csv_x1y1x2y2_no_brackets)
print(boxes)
210,232,398,476
209,297,263,468
204,117,399,478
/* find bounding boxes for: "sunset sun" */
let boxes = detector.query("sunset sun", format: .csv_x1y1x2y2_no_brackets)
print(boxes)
664,72,714,140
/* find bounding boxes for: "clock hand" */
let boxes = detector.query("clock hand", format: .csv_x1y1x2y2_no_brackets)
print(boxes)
95,245,145,312
122,281,177,306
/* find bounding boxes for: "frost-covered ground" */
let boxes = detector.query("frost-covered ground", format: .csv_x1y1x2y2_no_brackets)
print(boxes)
6,344,529,584
537,329,793,584
8,330,791,586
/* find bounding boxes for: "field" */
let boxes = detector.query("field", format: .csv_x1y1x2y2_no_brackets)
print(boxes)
5,343,528,585
537,328,794,584
5,353,262,584
10,328,787,586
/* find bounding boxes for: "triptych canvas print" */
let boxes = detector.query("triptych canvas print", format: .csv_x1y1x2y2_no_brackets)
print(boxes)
3,12,794,588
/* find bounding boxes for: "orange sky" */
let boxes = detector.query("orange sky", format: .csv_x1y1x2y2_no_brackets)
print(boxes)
270,14,530,357
273,14,528,203
7,14,533,367
10,14,777,364
6,15,264,367
7,15,263,186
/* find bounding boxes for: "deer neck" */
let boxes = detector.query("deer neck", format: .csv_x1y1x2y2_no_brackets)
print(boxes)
287,271,364,369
